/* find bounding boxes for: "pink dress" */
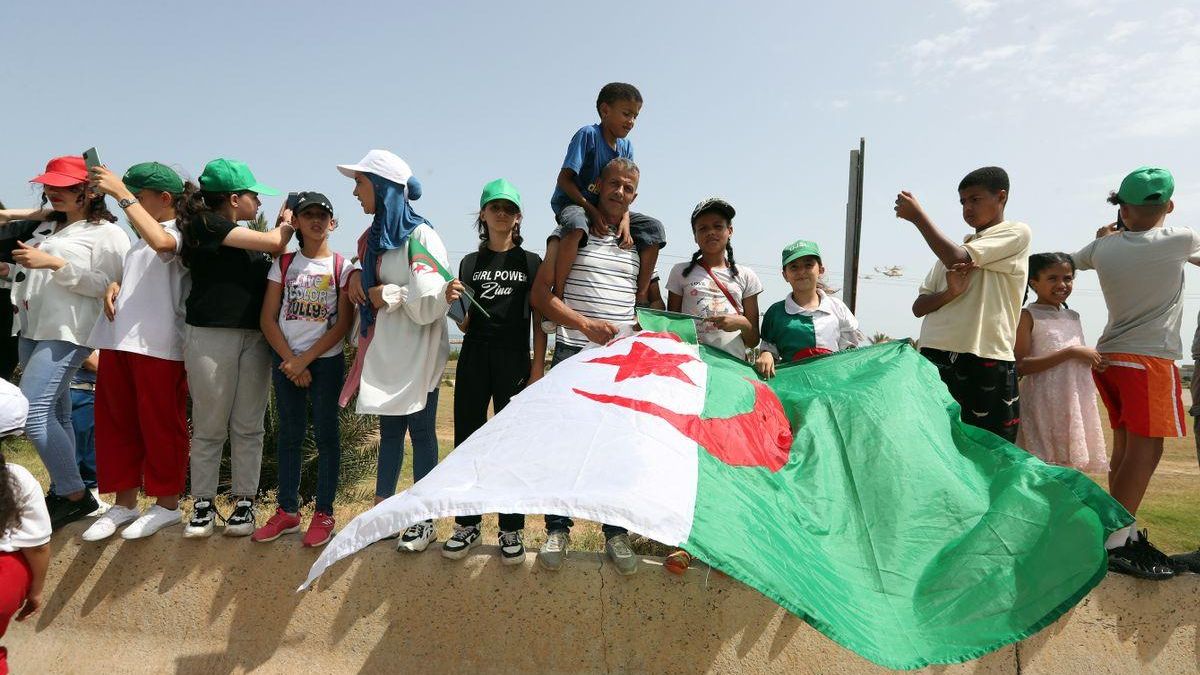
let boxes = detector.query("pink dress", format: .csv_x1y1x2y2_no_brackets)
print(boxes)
1016,304,1108,472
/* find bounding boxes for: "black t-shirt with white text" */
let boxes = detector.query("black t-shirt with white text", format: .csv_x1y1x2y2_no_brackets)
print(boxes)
459,246,540,350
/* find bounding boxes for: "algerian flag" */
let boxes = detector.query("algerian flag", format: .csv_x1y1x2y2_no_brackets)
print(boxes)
301,311,1129,670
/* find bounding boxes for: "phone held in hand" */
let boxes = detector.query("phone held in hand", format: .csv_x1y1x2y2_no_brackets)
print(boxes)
286,192,301,212
1115,210,1126,231
447,296,469,324
82,147,101,171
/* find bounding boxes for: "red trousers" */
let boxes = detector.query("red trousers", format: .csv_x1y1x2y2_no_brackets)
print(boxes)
0,551,32,675
95,350,189,496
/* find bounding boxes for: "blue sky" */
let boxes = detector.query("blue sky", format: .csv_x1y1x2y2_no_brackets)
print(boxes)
3,0,1199,355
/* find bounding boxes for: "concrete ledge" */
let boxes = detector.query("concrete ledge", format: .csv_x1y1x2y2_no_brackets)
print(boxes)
5,524,1198,674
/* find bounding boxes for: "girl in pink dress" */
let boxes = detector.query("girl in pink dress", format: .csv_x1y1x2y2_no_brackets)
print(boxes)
1014,253,1108,472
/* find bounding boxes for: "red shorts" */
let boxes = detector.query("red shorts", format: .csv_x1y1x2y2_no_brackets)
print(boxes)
1092,353,1186,438
0,551,33,674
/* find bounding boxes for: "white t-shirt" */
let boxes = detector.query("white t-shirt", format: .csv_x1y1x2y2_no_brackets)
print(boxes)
267,252,356,358
666,262,763,358
557,234,640,349
88,220,189,361
0,463,51,552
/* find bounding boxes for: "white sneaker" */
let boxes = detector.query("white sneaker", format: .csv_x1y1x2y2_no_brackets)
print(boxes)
397,520,436,552
81,505,139,542
122,505,182,540
86,488,111,517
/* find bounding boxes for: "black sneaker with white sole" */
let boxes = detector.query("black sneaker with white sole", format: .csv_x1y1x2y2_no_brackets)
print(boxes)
498,530,526,565
47,490,100,531
441,524,482,560
184,499,219,539
224,498,256,537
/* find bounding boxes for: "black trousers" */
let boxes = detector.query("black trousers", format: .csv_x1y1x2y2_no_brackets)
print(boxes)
921,348,1019,442
453,340,529,532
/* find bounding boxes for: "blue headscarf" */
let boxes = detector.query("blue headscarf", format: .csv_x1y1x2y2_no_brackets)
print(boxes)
359,173,430,336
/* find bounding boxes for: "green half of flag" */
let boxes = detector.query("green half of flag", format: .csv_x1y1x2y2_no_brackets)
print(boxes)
636,309,1131,669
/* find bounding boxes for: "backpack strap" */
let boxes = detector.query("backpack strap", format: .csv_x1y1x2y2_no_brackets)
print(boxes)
332,253,346,293
277,251,296,284
524,249,539,320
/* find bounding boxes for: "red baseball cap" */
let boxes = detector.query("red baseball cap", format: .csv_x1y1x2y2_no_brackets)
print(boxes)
30,155,88,187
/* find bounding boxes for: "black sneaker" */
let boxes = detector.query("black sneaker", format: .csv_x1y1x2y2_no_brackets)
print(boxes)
1107,540,1174,580
441,524,481,560
47,490,100,531
498,530,526,565
183,499,218,539
224,498,256,537
1169,549,1200,574
1133,531,1184,574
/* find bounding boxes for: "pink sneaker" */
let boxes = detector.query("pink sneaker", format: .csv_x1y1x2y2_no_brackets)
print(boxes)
251,508,301,543
303,512,335,547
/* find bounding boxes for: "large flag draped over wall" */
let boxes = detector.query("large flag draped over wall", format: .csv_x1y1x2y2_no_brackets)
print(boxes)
301,312,1130,670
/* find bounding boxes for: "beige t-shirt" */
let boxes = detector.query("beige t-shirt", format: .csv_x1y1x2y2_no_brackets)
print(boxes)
917,221,1032,361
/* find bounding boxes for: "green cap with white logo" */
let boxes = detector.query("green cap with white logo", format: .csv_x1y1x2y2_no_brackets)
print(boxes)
782,239,822,267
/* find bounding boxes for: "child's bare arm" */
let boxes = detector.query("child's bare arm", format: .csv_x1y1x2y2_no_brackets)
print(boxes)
895,192,972,267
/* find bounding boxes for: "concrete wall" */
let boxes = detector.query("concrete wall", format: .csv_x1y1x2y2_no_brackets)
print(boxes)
5,526,1198,674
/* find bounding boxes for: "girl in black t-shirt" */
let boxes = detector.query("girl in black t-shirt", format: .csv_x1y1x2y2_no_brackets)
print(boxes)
441,179,546,564
175,158,295,540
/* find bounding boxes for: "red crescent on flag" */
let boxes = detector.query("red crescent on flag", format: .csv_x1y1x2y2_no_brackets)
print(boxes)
573,378,793,472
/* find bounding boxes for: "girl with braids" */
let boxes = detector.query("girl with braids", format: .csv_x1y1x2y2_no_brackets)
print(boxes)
440,179,545,564
80,163,196,541
666,197,763,360
0,379,46,673
10,156,129,530
664,198,763,575
176,159,293,539
1014,252,1107,472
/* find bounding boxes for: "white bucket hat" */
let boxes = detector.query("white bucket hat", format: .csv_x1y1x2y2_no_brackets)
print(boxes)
337,149,413,187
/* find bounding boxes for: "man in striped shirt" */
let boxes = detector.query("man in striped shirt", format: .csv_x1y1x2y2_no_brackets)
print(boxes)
530,157,643,575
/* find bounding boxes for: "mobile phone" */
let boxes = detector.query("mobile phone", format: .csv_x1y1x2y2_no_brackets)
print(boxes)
286,192,301,211
447,296,469,324
1115,210,1126,231
82,147,101,171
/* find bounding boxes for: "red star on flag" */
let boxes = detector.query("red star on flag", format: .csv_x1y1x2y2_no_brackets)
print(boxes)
584,340,698,386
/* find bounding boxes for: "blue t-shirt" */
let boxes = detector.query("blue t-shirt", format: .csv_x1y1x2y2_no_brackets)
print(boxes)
549,124,634,215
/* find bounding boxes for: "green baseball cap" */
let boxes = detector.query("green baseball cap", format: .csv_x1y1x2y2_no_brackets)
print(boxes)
782,239,822,267
480,178,521,210
122,162,185,195
197,158,279,196
1117,166,1174,205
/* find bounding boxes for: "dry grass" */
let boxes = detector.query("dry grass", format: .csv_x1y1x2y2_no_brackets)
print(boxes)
7,386,1199,556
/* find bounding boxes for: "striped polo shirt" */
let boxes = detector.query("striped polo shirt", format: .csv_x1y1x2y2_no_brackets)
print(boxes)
557,233,639,348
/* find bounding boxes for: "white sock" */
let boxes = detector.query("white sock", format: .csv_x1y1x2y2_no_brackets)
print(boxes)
1105,522,1135,550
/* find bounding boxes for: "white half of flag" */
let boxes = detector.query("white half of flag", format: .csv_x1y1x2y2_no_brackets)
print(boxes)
300,332,707,590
